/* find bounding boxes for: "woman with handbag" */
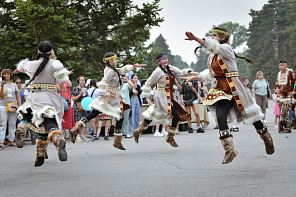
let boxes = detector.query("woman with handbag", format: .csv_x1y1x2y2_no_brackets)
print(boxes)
0,69,21,149
128,74,142,138
252,71,271,122
71,75,89,142
180,80,205,133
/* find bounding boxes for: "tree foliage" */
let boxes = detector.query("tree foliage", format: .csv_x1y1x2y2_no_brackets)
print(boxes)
0,0,163,80
247,0,294,87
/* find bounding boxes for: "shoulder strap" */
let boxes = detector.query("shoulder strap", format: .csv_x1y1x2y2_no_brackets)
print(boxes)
3,87,7,103
2,86,17,103
265,79,269,87
91,88,96,98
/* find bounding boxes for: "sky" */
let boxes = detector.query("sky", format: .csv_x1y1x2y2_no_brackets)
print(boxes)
134,0,269,64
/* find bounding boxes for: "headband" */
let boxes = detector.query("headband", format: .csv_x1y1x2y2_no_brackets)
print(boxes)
212,29,229,36
104,54,117,62
156,55,168,62
38,49,53,55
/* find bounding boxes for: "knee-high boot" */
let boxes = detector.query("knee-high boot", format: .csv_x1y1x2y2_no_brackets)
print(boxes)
48,130,67,161
34,139,48,167
256,125,275,155
113,129,126,150
15,122,27,148
70,117,88,143
166,126,178,147
220,130,238,164
132,122,148,143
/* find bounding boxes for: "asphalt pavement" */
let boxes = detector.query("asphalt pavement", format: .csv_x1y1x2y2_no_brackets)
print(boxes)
0,100,296,197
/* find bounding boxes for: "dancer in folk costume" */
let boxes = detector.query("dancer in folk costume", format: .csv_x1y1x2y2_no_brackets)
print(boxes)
275,59,296,133
13,41,69,167
70,52,145,150
184,27,274,164
133,53,192,147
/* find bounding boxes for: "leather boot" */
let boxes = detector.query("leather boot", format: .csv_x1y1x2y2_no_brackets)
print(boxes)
166,129,178,147
70,117,87,143
30,130,38,145
283,120,292,133
15,122,27,148
278,121,285,133
34,140,48,167
220,130,238,164
113,134,126,150
48,130,67,161
132,122,148,143
257,125,275,155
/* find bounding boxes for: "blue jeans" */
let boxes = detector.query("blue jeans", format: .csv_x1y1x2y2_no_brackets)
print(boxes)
129,98,141,136
122,109,130,135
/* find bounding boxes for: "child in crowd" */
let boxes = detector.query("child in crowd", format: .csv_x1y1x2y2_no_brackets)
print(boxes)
273,93,280,128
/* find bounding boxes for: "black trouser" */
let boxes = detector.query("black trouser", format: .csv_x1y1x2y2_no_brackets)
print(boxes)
85,109,123,130
143,105,180,128
21,108,59,141
216,98,263,131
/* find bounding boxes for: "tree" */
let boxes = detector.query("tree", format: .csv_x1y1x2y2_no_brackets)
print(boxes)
0,0,164,80
137,34,189,80
247,0,292,86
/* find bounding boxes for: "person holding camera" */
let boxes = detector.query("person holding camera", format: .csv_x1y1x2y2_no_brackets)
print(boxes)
0,69,21,149
180,80,204,133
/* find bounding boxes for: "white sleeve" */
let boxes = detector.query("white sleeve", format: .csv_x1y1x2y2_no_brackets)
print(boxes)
52,60,69,83
169,65,192,76
116,64,134,75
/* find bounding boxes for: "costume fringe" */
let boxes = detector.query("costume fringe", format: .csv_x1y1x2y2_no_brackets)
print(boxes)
89,97,121,120
142,106,171,125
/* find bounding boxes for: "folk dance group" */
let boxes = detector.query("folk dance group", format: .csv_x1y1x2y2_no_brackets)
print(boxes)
13,27,278,167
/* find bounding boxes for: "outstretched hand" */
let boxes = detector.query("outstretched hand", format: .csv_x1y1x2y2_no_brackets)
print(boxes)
180,76,199,84
185,31,196,41
133,64,146,68
189,71,199,75
13,69,20,74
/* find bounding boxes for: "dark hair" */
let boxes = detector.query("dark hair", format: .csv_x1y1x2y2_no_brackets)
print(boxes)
103,52,122,86
13,76,21,83
156,53,165,61
26,41,53,86
89,79,97,87
77,75,86,84
279,59,287,64
131,74,138,79
155,53,178,81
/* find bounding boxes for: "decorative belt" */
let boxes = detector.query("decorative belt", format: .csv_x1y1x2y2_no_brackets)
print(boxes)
214,71,239,78
225,71,239,78
157,87,166,91
106,87,119,91
31,84,56,90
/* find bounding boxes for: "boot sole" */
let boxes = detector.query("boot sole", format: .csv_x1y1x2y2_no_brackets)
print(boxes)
113,144,126,150
222,151,238,164
58,139,67,161
34,156,45,167
70,131,76,144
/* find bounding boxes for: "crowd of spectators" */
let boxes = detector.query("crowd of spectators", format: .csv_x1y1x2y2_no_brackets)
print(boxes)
0,69,221,150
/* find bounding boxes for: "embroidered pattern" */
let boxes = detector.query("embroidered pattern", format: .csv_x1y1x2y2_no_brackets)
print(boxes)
31,84,56,90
